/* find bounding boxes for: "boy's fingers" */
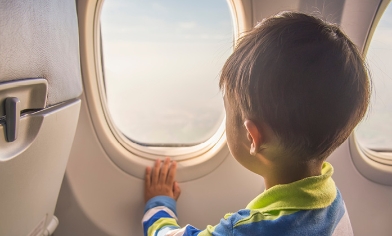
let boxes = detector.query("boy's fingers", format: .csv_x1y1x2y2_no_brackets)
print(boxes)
145,166,151,187
152,159,161,184
159,157,170,184
166,161,177,185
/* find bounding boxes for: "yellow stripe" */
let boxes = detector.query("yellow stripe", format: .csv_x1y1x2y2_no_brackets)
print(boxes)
197,225,216,236
223,213,234,220
147,218,179,236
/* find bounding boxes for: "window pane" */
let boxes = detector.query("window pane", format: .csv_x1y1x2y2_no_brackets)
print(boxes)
356,3,392,151
100,0,233,145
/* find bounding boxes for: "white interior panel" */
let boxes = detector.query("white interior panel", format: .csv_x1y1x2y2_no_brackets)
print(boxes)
252,0,301,23
341,0,381,51
0,99,80,236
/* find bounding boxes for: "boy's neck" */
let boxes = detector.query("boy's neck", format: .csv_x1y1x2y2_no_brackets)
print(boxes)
262,159,323,190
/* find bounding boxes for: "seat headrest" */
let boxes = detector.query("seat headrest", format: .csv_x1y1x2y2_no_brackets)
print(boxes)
0,0,82,106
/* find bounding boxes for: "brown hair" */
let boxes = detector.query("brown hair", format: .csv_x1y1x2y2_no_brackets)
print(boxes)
220,11,370,160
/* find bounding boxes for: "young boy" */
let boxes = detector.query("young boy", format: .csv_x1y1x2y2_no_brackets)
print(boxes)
142,11,369,236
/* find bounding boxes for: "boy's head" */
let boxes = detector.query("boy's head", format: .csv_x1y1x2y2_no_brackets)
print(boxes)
220,11,370,161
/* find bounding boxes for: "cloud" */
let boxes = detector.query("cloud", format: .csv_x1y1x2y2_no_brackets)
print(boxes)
151,2,168,13
178,21,197,29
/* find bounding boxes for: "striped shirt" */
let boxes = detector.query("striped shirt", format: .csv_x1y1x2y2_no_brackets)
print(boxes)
142,162,353,236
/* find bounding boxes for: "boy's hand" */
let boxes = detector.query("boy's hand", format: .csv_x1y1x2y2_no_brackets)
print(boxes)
144,157,181,203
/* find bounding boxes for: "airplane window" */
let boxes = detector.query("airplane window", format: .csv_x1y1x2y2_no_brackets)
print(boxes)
100,0,233,146
356,3,392,153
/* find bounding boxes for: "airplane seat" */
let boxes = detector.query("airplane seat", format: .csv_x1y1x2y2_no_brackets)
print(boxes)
0,0,82,235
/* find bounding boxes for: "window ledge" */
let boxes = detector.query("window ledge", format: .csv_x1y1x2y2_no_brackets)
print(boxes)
350,133,392,186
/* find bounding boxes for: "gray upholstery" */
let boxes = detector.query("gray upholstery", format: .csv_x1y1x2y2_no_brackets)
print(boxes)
0,0,82,106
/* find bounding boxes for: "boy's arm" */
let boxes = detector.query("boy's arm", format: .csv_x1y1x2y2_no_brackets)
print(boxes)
142,158,233,236
143,158,181,236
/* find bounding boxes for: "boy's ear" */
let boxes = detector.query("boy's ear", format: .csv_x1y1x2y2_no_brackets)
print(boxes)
244,120,263,156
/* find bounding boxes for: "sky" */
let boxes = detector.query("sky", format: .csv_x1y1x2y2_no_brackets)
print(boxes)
100,0,233,145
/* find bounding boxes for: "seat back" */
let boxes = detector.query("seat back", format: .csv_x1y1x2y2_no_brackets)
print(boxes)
0,0,82,235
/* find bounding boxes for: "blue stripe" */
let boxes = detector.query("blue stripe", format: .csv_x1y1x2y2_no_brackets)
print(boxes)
212,209,251,235
182,225,203,236
143,210,173,236
145,196,177,215
233,190,345,235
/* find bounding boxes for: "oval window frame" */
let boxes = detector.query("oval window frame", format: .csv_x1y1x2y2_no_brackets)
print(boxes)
78,0,253,181
350,0,392,186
